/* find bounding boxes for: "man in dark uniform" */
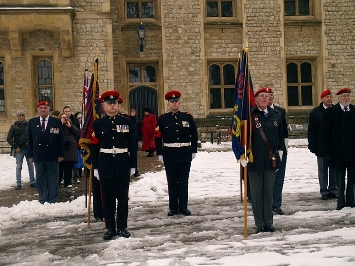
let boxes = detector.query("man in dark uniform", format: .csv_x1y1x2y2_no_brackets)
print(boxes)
28,100,65,204
90,90,137,240
154,90,198,216
308,89,337,200
323,88,355,210
240,88,285,233
266,88,289,215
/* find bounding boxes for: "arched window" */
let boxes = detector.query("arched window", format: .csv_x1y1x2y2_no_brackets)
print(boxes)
287,60,314,107
208,62,236,109
36,58,53,110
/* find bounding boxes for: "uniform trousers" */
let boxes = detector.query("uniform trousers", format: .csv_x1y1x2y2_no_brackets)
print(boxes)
164,161,191,212
273,152,287,208
317,156,337,196
249,169,276,227
100,175,130,231
335,165,355,208
92,173,103,219
34,161,59,204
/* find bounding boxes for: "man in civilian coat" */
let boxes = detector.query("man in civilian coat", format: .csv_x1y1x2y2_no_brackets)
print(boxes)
308,89,337,200
323,88,355,210
154,90,198,217
28,100,65,204
267,88,289,215
90,90,137,240
240,87,286,234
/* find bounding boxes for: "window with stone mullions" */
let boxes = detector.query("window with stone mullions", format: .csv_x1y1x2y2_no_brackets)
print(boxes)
127,1,154,19
286,60,314,107
0,60,4,112
129,65,156,83
207,1,233,17
285,0,310,16
209,63,235,109
36,59,53,110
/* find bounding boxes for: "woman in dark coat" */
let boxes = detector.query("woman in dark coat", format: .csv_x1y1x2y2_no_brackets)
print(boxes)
59,113,81,188
141,108,157,157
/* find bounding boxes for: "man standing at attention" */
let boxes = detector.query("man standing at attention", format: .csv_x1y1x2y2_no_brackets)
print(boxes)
240,88,285,233
7,110,36,190
308,89,337,200
323,88,355,210
154,90,198,216
91,91,137,240
266,88,289,215
28,101,65,204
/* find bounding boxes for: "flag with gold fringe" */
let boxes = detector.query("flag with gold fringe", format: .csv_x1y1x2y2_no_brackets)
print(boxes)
231,48,255,161
79,58,100,169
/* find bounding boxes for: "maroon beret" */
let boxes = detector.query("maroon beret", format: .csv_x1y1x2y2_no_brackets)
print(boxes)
100,90,120,102
320,89,332,98
254,87,273,97
165,90,181,100
336,88,351,95
37,100,50,108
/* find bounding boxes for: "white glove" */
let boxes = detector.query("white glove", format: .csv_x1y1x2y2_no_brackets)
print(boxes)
158,155,164,163
93,169,99,180
278,150,283,161
240,157,249,167
284,138,289,152
192,153,196,160
130,168,135,176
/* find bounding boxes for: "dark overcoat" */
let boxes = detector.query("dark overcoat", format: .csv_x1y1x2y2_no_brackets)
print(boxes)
323,103,355,167
62,124,80,163
308,103,329,157
247,107,286,171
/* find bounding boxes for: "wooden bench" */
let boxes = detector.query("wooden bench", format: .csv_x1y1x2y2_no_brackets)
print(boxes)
216,125,231,145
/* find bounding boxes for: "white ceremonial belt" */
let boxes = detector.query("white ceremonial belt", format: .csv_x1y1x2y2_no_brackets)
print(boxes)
100,148,128,154
163,142,191,148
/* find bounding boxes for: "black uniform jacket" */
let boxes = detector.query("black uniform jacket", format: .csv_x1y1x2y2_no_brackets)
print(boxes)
155,111,198,164
248,106,286,171
90,114,137,178
28,116,65,162
274,105,289,139
323,103,355,167
307,103,330,157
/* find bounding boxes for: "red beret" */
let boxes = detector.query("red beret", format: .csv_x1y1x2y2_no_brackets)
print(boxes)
118,97,123,104
336,88,351,95
320,89,332,98
37,100,50,108
165,90,181,100
254,87,273,97
100,90,120,102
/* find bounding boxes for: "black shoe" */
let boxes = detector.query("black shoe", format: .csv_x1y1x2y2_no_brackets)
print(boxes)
321,195,329,200
180,209,191,216
94,217,103,222
168,210,178,216
328,193,338,199
133,172,140,177
103,229,116,240
273,206,284,215
103,229,116,241
336,206,345,210
15,185,21,190
256,226,264,233
264,226,276,233
30,183,36,188
117,228,131,238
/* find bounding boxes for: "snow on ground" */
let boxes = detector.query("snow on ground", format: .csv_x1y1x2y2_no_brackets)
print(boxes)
0,139,354,266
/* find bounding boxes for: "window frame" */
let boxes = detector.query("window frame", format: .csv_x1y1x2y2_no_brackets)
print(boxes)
284,0,315,18
286,59,315,109
35,57,54,111
125,0,156,20
127,63,158,87
204,0,240,24
208,61,237,111
0,59,5,113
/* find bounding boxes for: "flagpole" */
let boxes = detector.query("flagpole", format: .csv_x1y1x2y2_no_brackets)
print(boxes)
243,137,248,238
87,168,93,227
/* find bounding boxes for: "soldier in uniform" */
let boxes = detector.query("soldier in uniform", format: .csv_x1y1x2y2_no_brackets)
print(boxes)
90,90,137,240
154,90,198,216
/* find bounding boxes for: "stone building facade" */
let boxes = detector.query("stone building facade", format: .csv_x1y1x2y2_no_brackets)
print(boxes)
0,0,354,151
